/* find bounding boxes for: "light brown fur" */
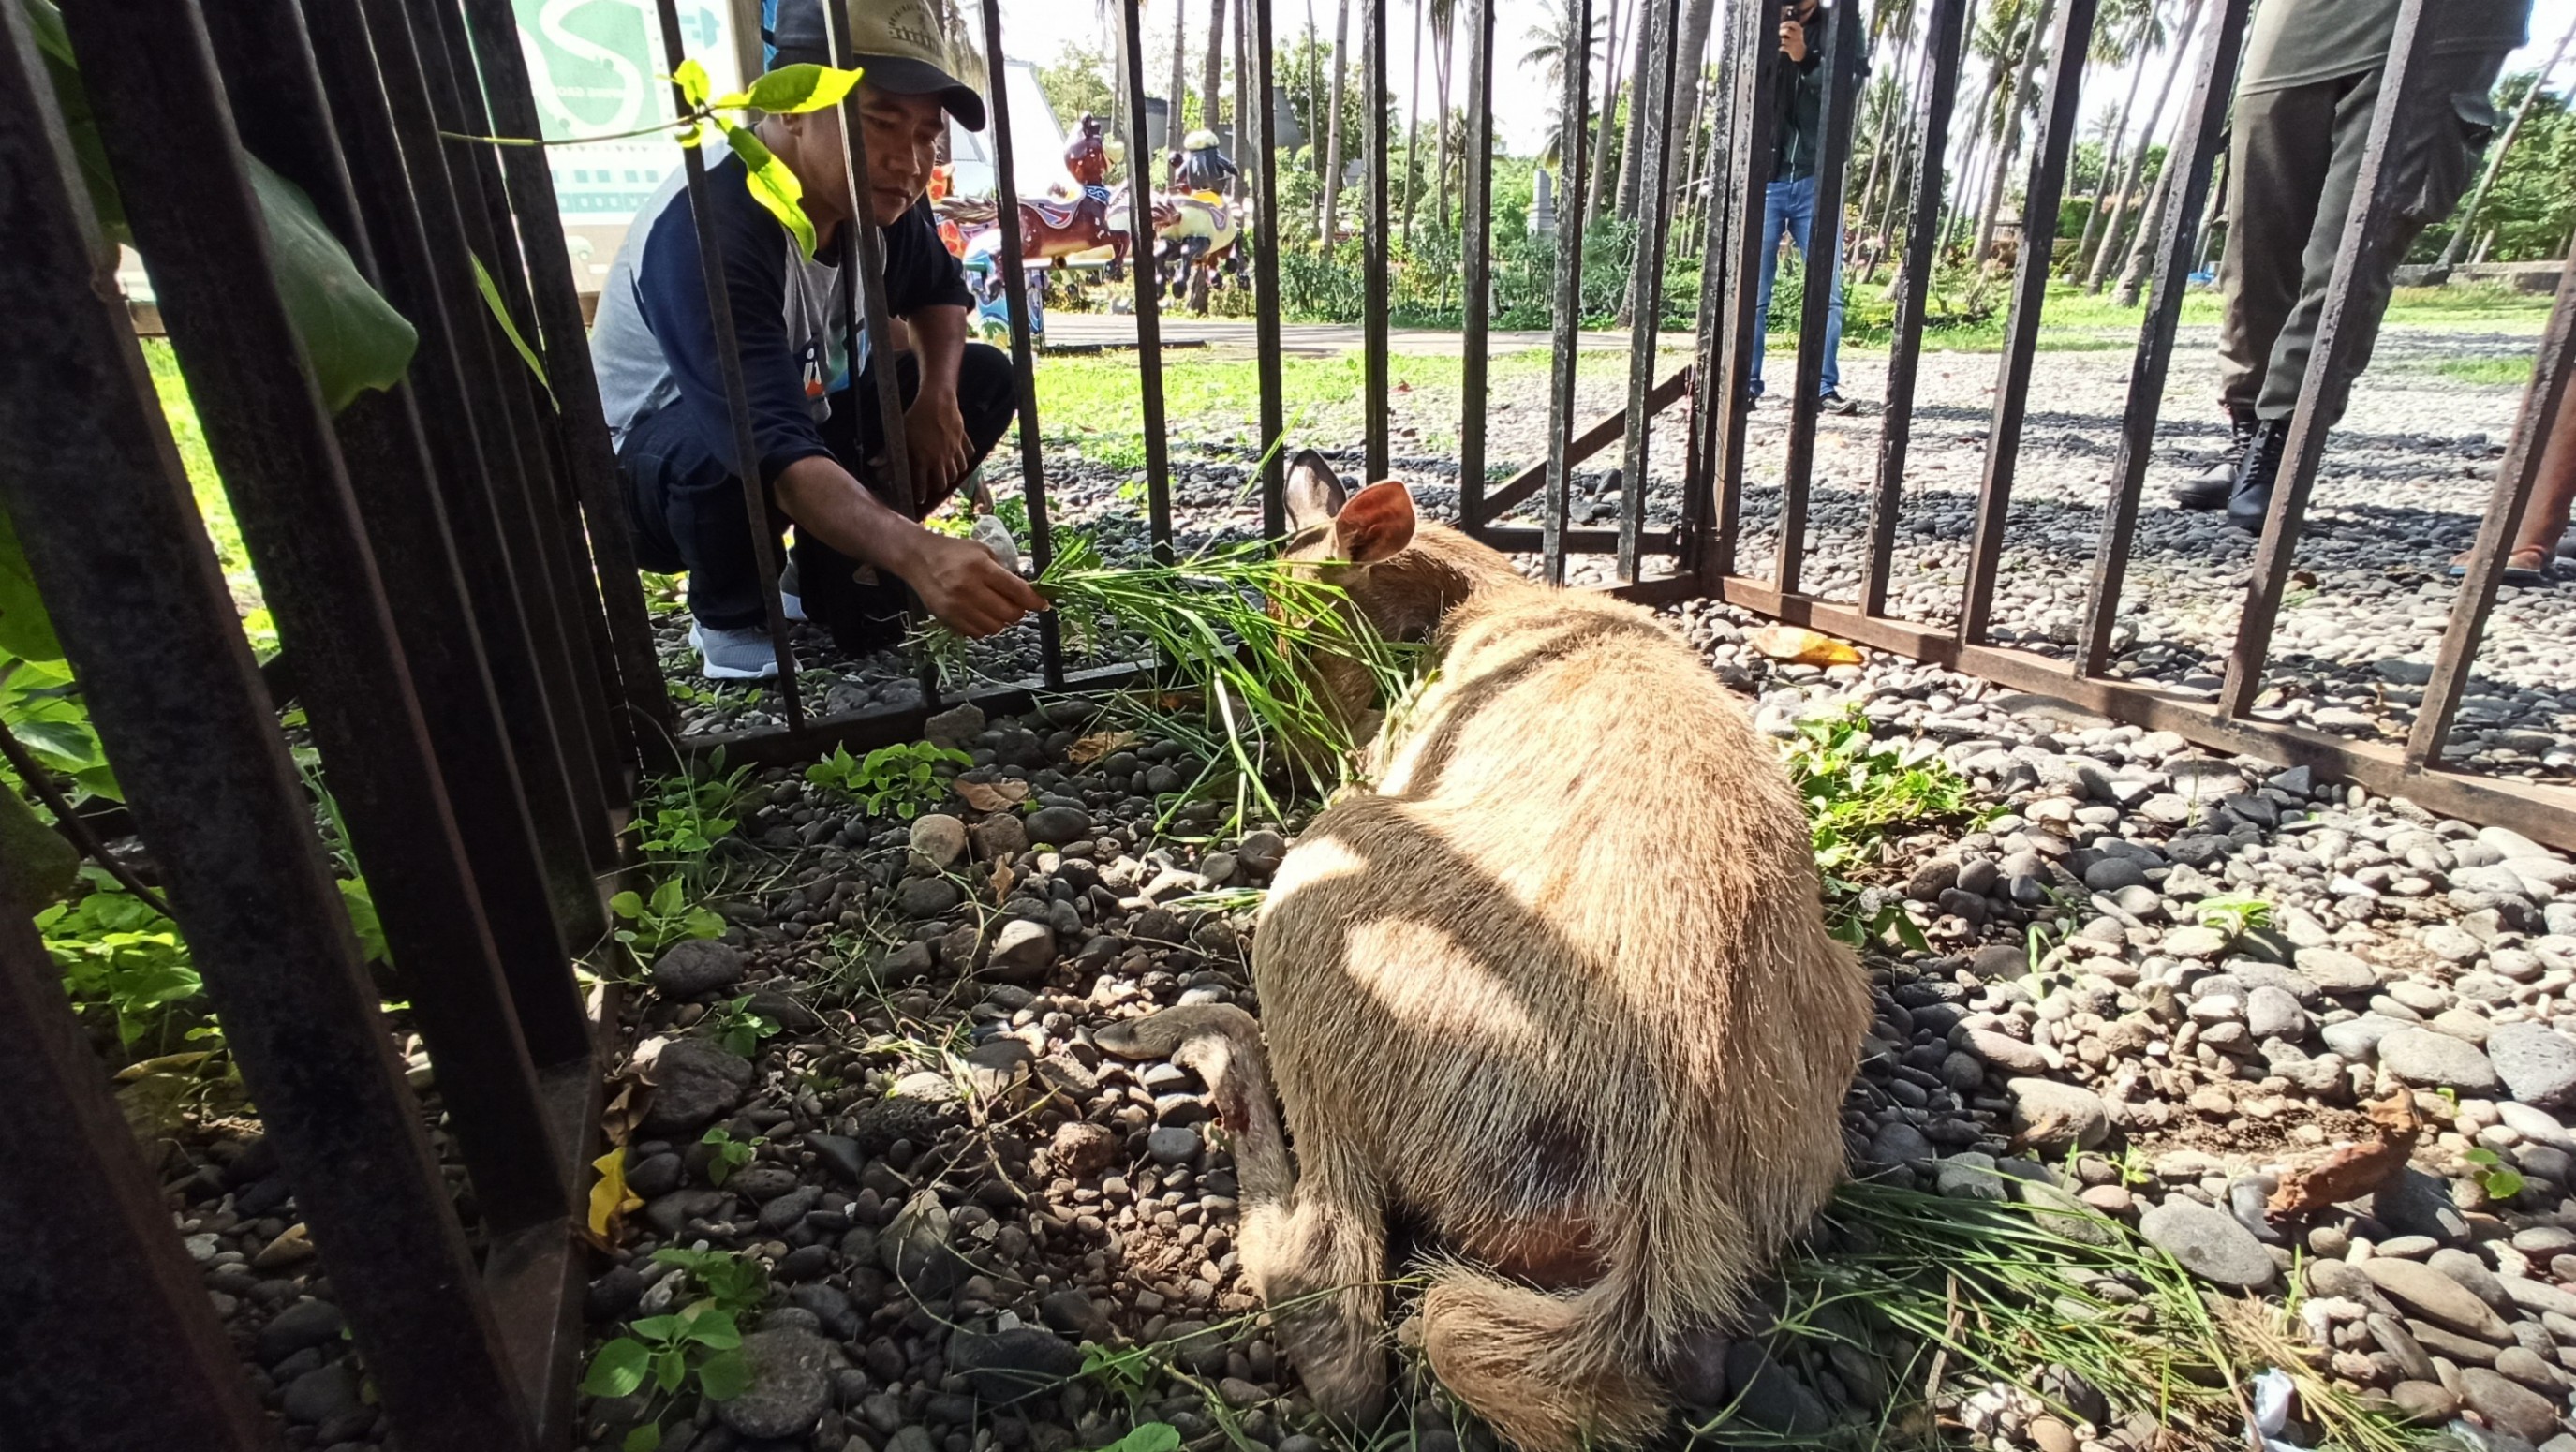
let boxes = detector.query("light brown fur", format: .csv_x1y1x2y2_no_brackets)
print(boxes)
1098,455,1868,1450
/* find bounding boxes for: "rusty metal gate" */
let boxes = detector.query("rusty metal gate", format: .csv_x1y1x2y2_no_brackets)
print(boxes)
1,0,2571,1444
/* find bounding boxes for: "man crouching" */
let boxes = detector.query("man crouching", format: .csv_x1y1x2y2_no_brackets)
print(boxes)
590,0,1043,678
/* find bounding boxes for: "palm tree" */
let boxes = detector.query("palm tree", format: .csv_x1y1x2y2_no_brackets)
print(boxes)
1968,0,2053,276
1201,0,1227,141
2066,0,2161,278
1403,0,1426,242
2087,0,2198,291
1661,0,1715,211
1322,0,1351,239
1520,0,1598,166
1168,0,1191,149
1429,0,1457,229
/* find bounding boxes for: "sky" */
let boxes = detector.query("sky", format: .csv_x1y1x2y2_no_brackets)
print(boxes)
992,0,2576,162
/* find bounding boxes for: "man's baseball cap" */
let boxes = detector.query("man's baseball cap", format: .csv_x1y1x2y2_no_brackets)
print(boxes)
770,0,987,131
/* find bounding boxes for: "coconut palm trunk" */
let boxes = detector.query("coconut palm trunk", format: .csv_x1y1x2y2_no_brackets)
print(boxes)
1170,0,1192,149
2086,0,2196,290
1404,0,1427,241
1662,0,1716,207
1970,0,2055,273
2110,118,2180,304
1202,0,1227,141
1322,0,1350,240
2070,4,2152,279
1433,0,1455,228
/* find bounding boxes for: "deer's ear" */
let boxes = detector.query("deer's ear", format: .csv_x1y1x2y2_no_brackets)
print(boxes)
1284,450,1348,532
1334,481,1416,565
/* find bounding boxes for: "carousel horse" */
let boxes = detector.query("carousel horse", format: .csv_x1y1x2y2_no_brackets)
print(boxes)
934,113,1130,279
1150,190,1244,314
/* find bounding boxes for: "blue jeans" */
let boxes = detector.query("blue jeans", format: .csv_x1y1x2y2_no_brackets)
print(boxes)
1750,175,1845,399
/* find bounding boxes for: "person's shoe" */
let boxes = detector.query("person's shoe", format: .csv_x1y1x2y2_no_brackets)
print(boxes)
1820,391,1861,415
2174,412,2259,510
2225,419,2290,534
689,619,786,680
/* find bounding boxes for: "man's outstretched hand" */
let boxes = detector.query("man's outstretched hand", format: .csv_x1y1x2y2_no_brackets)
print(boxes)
900,529,1047,638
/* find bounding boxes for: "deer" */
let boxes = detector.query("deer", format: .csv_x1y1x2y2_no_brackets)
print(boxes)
1096,452,1869,1450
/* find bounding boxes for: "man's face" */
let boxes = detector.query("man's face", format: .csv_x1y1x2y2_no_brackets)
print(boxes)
855,84,947,227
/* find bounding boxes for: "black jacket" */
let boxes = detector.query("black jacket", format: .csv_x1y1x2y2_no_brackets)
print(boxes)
1774,3,1866,182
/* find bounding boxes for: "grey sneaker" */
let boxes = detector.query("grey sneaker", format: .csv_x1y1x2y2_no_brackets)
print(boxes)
689,619,785,680
777,558,807,622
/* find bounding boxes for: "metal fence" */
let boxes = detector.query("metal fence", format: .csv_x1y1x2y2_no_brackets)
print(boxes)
3,0,2574,1444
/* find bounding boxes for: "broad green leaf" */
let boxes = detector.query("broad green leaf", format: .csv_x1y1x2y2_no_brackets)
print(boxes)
674,58,713,107
0,506,62,663
682,1307,741,1349
247,159,417,412
722,123,816,259
7,715,95,767
581,1338,651,1399
652,1346,686,1394
745,63,864,115
622,1422,663,1452
20,0,124,242
1094,1425,1183,1452
694,1347,750,1401
609,889,644,918
629,1314,684,1341
0,785,80,909
470,254,555,410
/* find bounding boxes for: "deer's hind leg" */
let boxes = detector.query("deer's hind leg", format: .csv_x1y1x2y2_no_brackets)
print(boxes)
1251,1136,1391,1429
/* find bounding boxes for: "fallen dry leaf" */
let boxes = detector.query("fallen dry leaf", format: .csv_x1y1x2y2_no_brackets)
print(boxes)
990,859,1017,906
1067,730,1142,765
585,1147,642,1246
953,778,1030,813
1746,625,1863,667
2267,1087,2421,1219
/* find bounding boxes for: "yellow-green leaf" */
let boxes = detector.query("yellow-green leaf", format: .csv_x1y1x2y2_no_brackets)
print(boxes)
587,1146,639,1237
471,254,556,410
723,122,815,259
674,58,712,107
745,63,865,115
0,503,61,662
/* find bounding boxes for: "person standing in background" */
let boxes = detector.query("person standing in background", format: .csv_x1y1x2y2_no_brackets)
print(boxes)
2174,0,2533,531
1749,0,1868,415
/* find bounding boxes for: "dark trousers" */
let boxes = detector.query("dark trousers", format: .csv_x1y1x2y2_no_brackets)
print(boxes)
2218,50,2507,426
621,342,1015,651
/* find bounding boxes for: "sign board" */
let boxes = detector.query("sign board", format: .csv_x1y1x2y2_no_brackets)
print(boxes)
510,0,745,221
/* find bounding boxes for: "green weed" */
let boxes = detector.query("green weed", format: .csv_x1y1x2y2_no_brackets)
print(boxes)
1780,704,1982,949
610,878,726,956
648,1245,769,1315
698,995,780,1060
582,1303,749,1452
36,871,201,1049
806,741,970,822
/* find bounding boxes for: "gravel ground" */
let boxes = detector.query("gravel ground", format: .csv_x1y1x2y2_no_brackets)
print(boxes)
171,598,2576,1449
157,316,2576,1450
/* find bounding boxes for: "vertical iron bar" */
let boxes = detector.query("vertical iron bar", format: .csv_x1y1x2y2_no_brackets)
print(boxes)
980,0,1065,687
1706,0,1785,587
1862,0,1967,615
1364,0,1392,479
1772,0,1858,593
2405,244,2576,766
2218,0,2433,718
1458,0,1498,528
1119,0,1177,563
207,0,592,1070
2076,0,2251,673
0,907,274,1450
456,0,676,761
1954,0,2096,643
1616,0,1682,581
412,0,630,821
1541,0,1592,584
336,0,610,943
1680,5,1736,576
67,0,572,1232
0,16,535,1446
645,0,805,716
820,0,937,718
1252,0,1288,535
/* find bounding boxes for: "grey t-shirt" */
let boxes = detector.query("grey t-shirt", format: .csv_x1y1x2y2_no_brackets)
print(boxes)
2240,0,2531,96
